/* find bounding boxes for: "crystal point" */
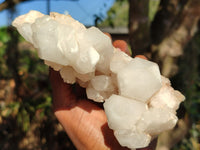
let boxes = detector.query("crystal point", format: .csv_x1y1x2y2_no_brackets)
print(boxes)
12,11,185,149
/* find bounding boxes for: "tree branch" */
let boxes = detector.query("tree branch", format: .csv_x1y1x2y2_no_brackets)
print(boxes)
0,0,79,12
0,0,28,12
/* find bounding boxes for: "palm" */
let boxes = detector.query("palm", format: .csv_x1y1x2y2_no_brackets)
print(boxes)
50,68,129,150
49,38,157,149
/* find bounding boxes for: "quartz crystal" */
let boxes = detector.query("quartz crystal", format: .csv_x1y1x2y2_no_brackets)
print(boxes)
110,48,132,74
86,84,109,102
90,75,115,92
12,10,44,43
104,94,148,130
117,57,162,102
136,108,178,135
149,76,185,112
114,130,151,149
12,10,185,149
44,60,63,71
86,76,116,102
60,66,76,84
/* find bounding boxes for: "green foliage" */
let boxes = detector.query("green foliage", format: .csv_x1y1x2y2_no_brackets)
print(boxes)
148,0,160,22
98,0,160,27
182,32,200,123
0,27,75,149
0,27,12,78
173,124,200,150
0,26,50,121
0,27,10,43
171,31,200,150
98,0,129,27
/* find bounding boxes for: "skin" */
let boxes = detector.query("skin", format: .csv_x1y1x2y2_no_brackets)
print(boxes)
113,40,131,56
50,69,157,150
50,40,156,150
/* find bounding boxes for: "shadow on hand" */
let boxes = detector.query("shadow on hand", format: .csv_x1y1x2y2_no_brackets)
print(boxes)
49,68,157,150
101,123,130,150
49,67,102,112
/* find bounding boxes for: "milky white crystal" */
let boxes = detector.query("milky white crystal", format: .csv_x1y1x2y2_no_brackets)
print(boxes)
136,108,178,135
12,10,44,43
60,66,95,84
32,15,72,65
75,71,94,83
110,48,132,74
114,129,151,149
117,57,162,102
81,27,114,74
60,66,76,84
104,94,148,130
91,75,115,92
44,60,63,71
149,76,185,112
86,76,116,102
86,85,109,102
12,10,185,149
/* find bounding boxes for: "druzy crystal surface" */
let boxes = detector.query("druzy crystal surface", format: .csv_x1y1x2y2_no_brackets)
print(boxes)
12,10,185,149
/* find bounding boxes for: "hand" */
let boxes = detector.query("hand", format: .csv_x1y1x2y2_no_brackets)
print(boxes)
50,39,157,150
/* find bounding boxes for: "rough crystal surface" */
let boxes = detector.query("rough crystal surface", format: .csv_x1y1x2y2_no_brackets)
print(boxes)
91,75,115,92
12,10,185,149
60,66,76,84
136,108,178,135
117,57,162,102
86,76,116,102
104,94,148,130
12,10,44,43
44,60,63,71
82,27,114,74
110,48,132,74
149,77,185,112
86,85,106,102
114,129,151,149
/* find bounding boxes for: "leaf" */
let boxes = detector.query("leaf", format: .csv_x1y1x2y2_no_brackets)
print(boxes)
149,0,160,22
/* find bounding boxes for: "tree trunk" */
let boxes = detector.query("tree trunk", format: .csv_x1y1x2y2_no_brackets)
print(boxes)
128,0,150,57
128,1,200,148
151,0,200,77
128,0,200,77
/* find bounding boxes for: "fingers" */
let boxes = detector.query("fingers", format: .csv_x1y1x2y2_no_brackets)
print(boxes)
104,32,112,39
104,32,131,56
135,55,148,60
113,40,132,56
49,68,76,111
104,32,149,59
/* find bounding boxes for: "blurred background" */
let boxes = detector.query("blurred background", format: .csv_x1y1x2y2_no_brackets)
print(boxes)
0,0,199,149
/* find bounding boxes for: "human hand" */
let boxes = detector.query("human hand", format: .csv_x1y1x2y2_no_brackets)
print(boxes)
50,39,157,150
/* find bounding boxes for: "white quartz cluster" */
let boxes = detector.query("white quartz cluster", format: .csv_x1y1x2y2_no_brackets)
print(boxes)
12,10,185,149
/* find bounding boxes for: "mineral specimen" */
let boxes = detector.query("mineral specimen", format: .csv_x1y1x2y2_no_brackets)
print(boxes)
12,10,185,149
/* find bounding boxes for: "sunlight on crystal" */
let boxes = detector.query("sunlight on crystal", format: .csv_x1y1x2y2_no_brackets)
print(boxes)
12,10,185,149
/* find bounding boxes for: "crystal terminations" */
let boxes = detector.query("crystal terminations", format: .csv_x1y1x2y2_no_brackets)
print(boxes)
12,10,185,149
